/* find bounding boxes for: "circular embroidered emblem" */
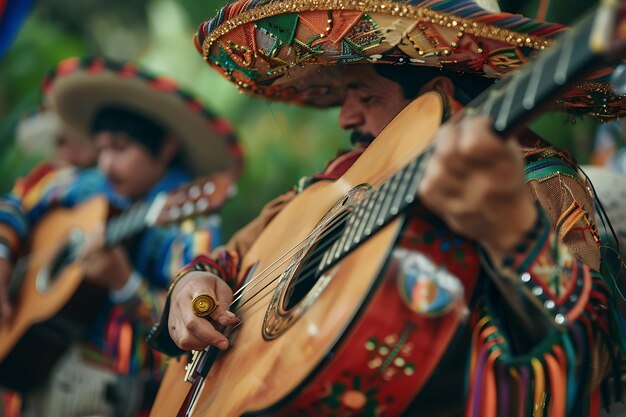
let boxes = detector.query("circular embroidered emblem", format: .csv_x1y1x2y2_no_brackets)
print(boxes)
395,249,464,317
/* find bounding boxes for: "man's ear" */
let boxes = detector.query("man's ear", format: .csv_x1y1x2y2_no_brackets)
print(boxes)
159,134,181,164
418,76,455,97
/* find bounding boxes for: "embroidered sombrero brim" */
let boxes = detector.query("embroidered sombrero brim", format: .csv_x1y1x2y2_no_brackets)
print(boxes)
195,0,626,119
43,57,243,178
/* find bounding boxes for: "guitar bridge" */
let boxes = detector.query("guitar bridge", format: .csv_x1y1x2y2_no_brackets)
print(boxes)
184,345,222,383
184,350,205,383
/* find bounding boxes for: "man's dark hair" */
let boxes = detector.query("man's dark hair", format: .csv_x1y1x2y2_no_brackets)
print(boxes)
374,65,496,105
90,106,168,156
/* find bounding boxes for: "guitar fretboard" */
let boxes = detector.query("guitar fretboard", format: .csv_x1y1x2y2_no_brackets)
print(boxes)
103,189,170,247
317,150,432,272
470,11,596,133
105,201,152,247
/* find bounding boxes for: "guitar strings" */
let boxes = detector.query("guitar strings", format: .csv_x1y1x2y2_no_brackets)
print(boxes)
223,210,356,328
228,208,376,323
226,190,381,317
231,211,353,317
229,209,352,308
218,217,353,336
228,206,350,303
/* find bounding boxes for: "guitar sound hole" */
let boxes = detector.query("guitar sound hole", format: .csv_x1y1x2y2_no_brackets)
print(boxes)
36,229,83,292
263,184,370,339
48,243,75,284
283,210,349,311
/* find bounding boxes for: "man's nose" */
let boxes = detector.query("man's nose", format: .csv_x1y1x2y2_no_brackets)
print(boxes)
98,151,114,174
338,95,364,131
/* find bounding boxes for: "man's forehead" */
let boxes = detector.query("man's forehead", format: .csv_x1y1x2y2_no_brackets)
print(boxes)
338,66,380,89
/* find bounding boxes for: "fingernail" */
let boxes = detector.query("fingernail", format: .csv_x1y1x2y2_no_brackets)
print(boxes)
216,340,229,350
218,313,238,326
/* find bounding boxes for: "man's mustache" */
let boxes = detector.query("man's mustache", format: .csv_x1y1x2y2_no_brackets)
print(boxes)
350,131,376,146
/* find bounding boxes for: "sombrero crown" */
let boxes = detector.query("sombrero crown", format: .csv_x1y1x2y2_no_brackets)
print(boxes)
43,57,243,177
195,0,625,118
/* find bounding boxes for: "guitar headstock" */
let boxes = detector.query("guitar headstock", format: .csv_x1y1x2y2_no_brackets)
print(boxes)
147,174,237,226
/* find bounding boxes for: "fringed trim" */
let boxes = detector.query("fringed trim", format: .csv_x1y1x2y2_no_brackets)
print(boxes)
93,301,167,375
466,269,626,417
464,295,609,417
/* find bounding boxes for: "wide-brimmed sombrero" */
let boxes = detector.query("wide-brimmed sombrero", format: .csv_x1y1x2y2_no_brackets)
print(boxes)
194,0,626,119
42,56,243,177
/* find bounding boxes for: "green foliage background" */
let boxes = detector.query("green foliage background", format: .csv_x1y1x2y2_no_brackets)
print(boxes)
0,0,602,240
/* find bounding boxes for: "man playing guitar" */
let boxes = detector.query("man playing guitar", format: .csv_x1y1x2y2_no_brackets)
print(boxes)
149,0,626,416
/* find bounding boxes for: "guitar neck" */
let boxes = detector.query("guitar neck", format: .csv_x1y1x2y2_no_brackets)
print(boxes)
470,10,598,134
317,154,430,272
105,194,167,247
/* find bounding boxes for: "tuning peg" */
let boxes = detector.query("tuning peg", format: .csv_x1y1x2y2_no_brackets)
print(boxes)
188,185,202,199
182,202,195,217
196,198,210,213
168,205,182,221
203,182,216,196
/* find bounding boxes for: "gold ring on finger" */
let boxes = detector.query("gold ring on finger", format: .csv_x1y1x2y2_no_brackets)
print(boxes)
191,294,219,318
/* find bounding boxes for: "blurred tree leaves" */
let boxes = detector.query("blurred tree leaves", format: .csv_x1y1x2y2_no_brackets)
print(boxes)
33,0,151,58
0,15,88,196
499,0,594,24
177,0,227,27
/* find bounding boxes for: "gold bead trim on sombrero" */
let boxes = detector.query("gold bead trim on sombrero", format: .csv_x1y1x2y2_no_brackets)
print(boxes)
202,0,554,60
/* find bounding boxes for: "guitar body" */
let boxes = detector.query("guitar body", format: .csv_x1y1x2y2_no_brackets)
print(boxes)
151,93,475,417
0,196,108,392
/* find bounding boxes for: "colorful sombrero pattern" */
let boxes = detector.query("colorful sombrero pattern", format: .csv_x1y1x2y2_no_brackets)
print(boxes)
195,0,626,119
42,57,244,178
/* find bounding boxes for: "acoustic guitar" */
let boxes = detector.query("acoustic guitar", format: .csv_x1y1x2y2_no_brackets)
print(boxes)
151,3,626,417
0,174,234,393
